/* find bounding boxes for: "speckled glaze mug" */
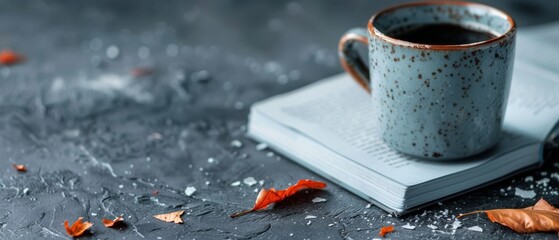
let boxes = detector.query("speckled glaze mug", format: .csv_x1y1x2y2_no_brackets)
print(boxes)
339,1,516,160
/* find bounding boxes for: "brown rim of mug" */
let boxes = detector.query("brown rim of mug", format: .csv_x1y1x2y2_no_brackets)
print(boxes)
368,1,516,50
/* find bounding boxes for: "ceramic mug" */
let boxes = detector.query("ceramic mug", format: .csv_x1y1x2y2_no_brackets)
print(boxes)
339,1,516,160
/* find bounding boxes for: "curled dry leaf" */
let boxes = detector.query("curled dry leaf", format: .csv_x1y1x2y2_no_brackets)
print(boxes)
230,179,327,218
12,164,26,172
102,215,124,228
64,217,93,237
131,67,154,78
458,198,559,233
153,210,184,224
379,225,394,237
0,49,24,65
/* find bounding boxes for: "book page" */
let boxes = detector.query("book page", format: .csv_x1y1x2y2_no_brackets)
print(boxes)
504,30,559,140
255,74,538,186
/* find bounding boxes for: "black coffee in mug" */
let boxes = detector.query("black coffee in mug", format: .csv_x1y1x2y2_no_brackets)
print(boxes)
388,23,498,45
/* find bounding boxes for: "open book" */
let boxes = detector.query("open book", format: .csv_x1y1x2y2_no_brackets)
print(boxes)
247,24,559,215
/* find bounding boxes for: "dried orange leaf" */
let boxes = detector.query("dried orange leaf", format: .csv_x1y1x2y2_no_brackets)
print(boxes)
12,164,26,172
131,67,154,77
64,217,93,237
102,215,124,228
458,198,559,233
379,225,394,237
230,179,327,218
0,50,24,65
153,210,184,224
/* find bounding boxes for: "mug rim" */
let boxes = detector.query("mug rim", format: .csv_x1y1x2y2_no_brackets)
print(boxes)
368,1,516,50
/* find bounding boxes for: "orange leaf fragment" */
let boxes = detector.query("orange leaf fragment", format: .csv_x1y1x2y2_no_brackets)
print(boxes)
0,50,24,65
230,179,327,218
12,164,26,172
379,225,394,237
131,67,154,78
458,198,559,233
153,210,184,224
64,217,93,237
102,215,124,228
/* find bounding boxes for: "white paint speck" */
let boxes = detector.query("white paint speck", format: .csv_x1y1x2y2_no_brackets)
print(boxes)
230,140,243,148
536,178,550,187
515,187,536,199
427,224,438,230
524,176,534,182
365,203,372,209
208,157,215,163
402,223,415,230
243,177,257,186
255,143,268,151
306,220,312,225
312,197,327,203
258,180,265,186
305,215,317,219
118,185,124,189
184,186,196,196
266,152,275,157
106,45,119,59
91,213,97,216
231,181,241,186
468,226,483,232
452,219,462,230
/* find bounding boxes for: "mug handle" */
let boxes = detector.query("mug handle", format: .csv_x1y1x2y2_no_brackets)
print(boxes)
338,28,371,93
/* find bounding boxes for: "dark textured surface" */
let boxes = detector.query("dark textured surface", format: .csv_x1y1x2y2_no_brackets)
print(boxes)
0,0,558,239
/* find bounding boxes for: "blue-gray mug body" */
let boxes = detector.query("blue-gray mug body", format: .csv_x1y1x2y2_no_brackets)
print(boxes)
339,2,516,160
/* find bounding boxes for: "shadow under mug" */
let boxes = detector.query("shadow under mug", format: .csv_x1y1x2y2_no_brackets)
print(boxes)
339,1,516,160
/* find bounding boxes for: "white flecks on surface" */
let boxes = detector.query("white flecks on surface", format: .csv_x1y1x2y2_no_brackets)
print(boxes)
515,187,536,199
452,219,462,230
427,224,438,230
106,45,120,59
184,186,196,196
207,157,215,164
258,180,265,186
306,220,312,225
365,203,372,209
551,172,559,181
118,185,124,189
312,197,327,203
536,178,550,187
230,139,243,148
91,213,97,216
23,188,30,195
255,143,268,151
468,226,483,232
402,223,416,230
524,176,534,182
243,177,257,186
231,181,241,187
328,223,334,227
305,215,317,219
266,152,275,157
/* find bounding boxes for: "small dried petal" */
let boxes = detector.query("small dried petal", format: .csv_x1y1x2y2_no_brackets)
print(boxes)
0,50,24,65
379,225,394,237
64,217,93,237
12,164,26,172
102,215,124,228
153,210,184,224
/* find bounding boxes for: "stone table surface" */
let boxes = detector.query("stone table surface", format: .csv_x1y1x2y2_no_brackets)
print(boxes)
0,0,558,239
